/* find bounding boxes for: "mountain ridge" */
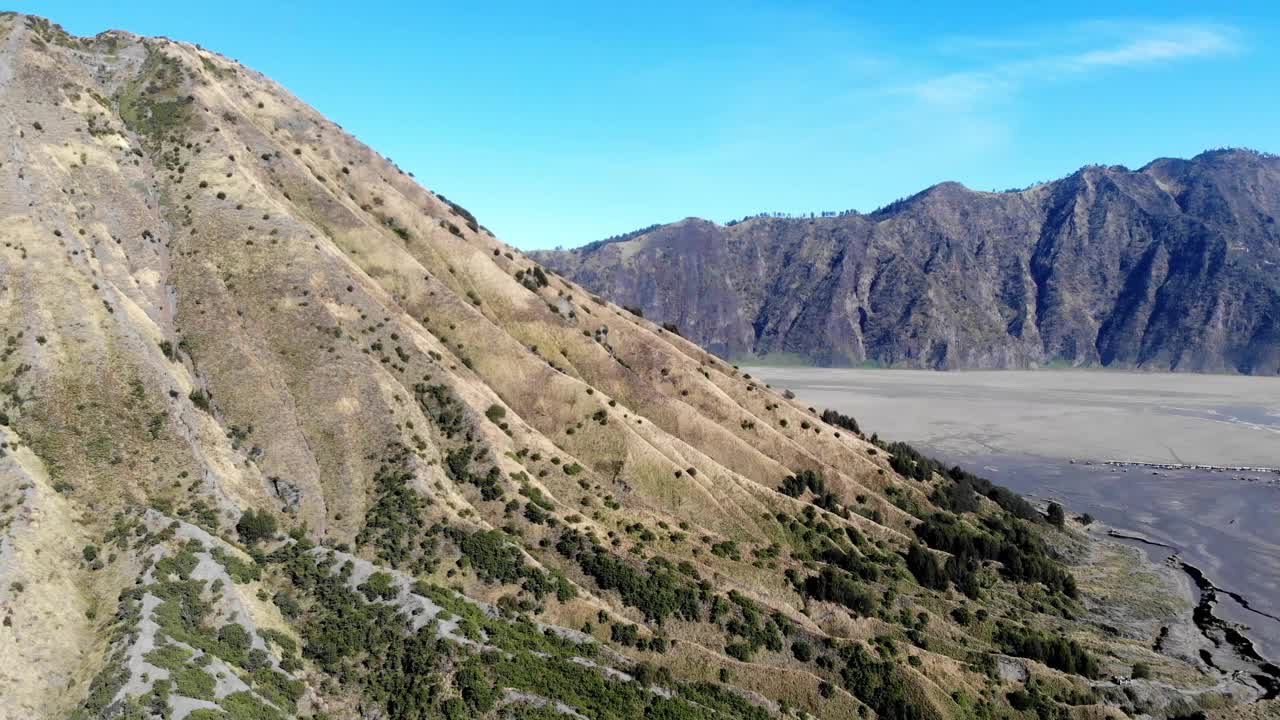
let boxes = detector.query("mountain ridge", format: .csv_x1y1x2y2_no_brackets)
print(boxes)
535,148,1280,374
1,13,1277,720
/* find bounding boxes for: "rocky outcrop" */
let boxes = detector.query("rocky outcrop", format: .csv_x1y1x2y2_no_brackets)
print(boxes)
535,150,1280,374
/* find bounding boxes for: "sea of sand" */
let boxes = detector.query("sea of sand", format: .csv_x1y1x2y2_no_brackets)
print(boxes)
747,367,1280,661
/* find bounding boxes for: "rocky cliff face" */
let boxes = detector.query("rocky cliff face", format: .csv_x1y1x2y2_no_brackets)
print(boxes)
535,150,1280,373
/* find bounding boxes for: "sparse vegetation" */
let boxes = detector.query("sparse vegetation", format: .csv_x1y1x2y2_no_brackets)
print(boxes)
14,19,1221,720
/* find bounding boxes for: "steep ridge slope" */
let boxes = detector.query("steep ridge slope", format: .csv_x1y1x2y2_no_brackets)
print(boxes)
0,14,1274,720
534,151,1280,374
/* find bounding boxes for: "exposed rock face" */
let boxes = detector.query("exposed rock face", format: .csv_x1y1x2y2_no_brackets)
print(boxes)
535,150,1280,374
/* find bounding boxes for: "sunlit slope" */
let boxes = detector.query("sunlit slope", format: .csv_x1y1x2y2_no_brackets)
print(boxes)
0,13,1269,720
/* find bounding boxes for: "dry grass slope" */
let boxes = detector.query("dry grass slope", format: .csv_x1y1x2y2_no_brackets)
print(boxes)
0,12,1273,720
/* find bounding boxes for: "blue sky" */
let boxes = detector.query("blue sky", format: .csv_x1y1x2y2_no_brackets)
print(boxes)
16,1,1280,249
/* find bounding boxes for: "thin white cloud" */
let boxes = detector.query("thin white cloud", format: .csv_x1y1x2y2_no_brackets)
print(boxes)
1068,25,1235,69
911,72,1007,106
905,21,1240,108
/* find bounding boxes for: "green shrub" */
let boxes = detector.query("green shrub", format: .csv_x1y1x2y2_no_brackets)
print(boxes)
557,528,708,624
359,571,399,601
801,569,877,616
189,388,211,412
1047,502,1066,528
273,591,301,619
173,666,215,700
144,642,193,672
725,642,754,661
235,509,277,545
217,623,252,663
1007,689,1033,711
791,640,814,662
837,644,923,720
820,409,860,435
456,663,497,712
905,543,947,590
358,447,441,571
994,625,1099,678
210,548,260,583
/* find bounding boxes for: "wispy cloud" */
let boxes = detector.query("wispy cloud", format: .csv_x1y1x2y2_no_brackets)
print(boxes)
1068,25,1235,69
912,72,1009,107
905,21,1241,108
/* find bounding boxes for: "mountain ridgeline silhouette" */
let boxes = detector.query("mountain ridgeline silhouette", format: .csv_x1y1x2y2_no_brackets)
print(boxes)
536,149,1280,374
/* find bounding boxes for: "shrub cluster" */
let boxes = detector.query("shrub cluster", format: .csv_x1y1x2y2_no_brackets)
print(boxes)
995,625,1099,678
556,528,709,624
913,513,1077,597
820,408,860,435
357,446,440,574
